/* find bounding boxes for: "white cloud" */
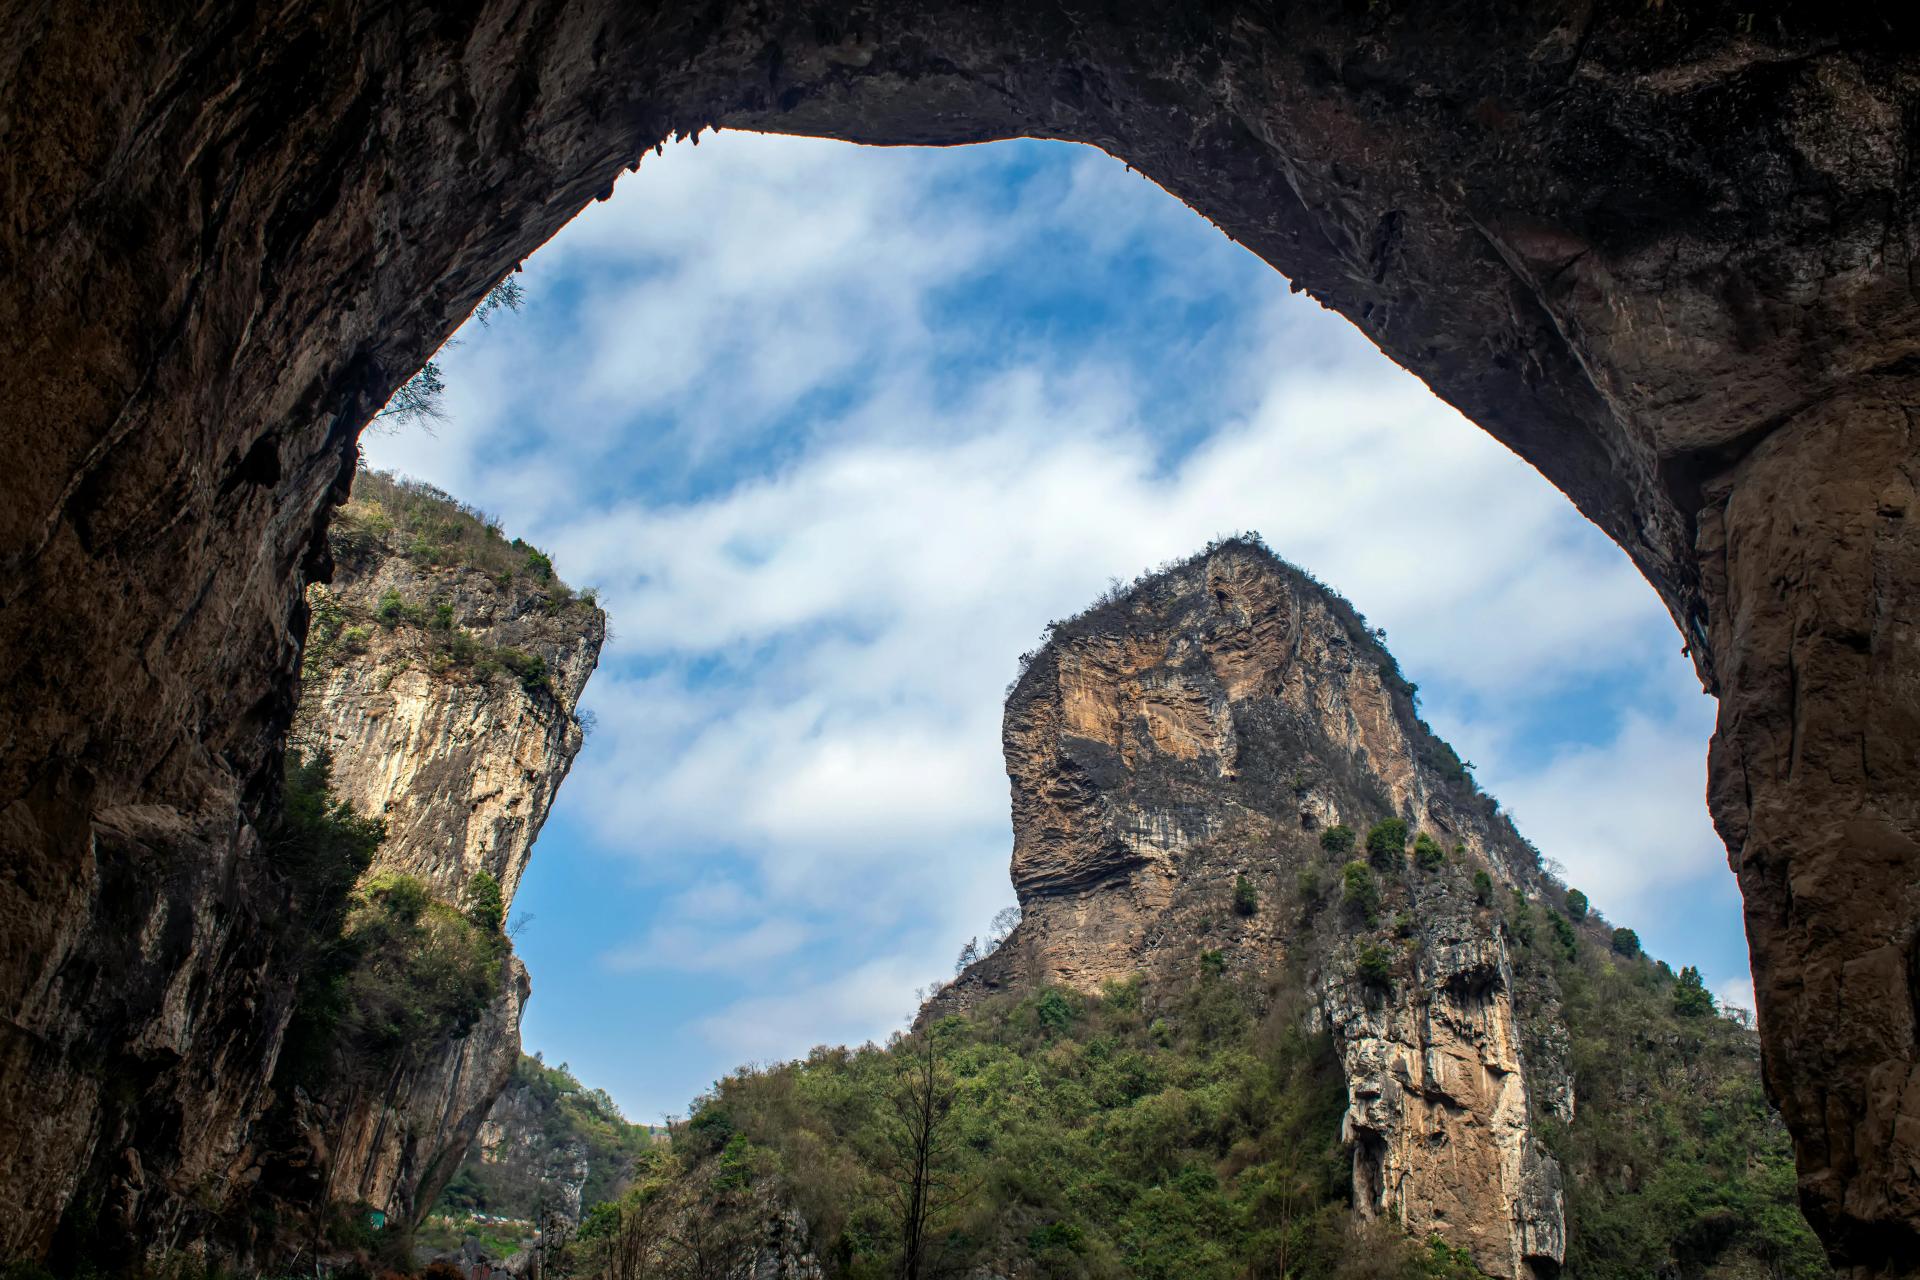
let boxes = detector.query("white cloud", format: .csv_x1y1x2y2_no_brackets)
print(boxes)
365,132,1744,1114
1480,697,1720,924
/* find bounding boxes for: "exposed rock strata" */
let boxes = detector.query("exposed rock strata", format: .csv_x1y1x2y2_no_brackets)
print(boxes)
940,542,1576,1278
278,506,604,1234
2,2,1918,1267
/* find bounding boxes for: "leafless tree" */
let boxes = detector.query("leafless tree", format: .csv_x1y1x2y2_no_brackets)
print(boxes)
871,1031,973,1280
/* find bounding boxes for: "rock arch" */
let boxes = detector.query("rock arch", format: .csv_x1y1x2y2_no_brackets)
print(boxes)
1,2,1916,1271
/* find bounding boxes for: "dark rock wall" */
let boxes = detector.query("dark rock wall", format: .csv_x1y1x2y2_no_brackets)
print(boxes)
2,1,1917,1268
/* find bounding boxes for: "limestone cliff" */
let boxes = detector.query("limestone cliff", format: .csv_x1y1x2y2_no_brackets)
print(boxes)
270,471,603,1240
436,1054,661,1231
940,539,1579,1279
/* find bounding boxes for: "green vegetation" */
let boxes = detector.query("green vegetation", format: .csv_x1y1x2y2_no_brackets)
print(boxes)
1471,870,1493,906
561,974,1494,1280
1319,825,1356,857
1512,917,1827,1277
1412,833,1445,872
377,279,525,427
1355,944,1393,987
466,869,506,933
306,469,603,693
437,1056,661,1223
1611,927,1642,958
1565,888,1589,921
1341,861,1380,924
1365,819,1408,870
324,871,506,1079
1231,874,1259,918
273,760,505,1090
1672,966,1717,1018
267,751,388,1088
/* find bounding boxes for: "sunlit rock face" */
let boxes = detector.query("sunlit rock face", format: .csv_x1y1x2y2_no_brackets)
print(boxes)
264,511,603,1239
942,540,1568,1278
2,1,1918,1266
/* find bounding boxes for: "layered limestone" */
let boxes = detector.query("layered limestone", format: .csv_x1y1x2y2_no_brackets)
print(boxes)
942,542,1568,1279
3,2,1919,1266
276,497,604,1234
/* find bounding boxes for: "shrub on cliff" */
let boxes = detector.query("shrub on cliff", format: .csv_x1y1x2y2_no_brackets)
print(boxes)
336,873,504,1072
1565,888,1589,922
1342,861,1380,924
1412,833,1445,871
466,869,506,933
1320,825,1356,856
1472,869,1494,905
1232,874,1260,917
1356,944,1394,987
1366,818,1409,869
1611,927,1642,958
270,751,387,1086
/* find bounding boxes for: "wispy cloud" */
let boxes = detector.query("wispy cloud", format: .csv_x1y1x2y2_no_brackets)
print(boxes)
365,132,1740,1118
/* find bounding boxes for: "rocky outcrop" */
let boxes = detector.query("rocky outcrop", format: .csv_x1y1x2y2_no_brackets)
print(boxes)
270,480,603,1238
940,541,1576,1278
3,2,1918,1267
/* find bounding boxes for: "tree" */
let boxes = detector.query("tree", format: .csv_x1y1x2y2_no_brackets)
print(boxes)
1565,888,1589,921
466,869,505,933
376,279,525,428
1319,825,1356,856
1355,944,1393,987
1366,818,1409,869
1342,861,1379,924
982,905,1021,957
1412,833,1445,871
1232,874,1259,917
1673,965,1717,1017
873,1032,970,1280
954,937,980,975
1611,927,1642,958
1472,870,1494,906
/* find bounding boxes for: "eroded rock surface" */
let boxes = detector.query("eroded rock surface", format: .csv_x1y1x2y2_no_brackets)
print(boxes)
2,2,1918,1267
940,541,1571,1278
270,489,604,1237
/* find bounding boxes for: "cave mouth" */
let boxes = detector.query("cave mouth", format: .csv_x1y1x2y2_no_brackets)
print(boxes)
359,131,1734,1126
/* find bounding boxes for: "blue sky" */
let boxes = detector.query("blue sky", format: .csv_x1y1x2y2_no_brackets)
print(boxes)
364,132,1747,1124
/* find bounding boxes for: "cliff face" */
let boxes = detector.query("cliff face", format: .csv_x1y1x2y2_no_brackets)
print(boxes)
438,1054,661,1232
3,4,1918,1267
272,472,603,1238
941,541,1571,1279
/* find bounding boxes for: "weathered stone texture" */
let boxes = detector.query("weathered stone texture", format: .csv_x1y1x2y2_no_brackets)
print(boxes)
2,1,1918,1267
940,542,1570,1278
278,525,604,1235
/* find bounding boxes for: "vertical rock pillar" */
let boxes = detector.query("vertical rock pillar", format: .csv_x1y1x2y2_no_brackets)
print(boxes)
1703,378,1920,1275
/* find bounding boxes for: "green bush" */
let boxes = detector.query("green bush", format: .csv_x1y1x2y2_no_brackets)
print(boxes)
1319,825,1356,856
1297,866,1325,906
1342,861,1379,924
1199,949,1227,978
1672,966,1717,1018
1355,944,1393,987
1412,832,1445,871
1231,874,1259,917
1611,927,1642,958
1472,869,1494,906
466,869,506,933
1366,818,1409,869
1565,888,1589,921
375,588,426,628
1548,911,1578,961
497,646,550,696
